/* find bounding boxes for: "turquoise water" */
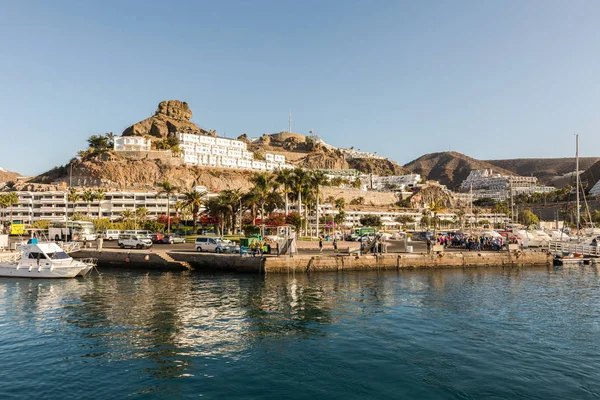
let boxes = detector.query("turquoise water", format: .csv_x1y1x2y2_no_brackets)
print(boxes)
1,266,600,399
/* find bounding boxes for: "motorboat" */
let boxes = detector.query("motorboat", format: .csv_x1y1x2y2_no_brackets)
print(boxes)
0,242,96,279
528,230,553,247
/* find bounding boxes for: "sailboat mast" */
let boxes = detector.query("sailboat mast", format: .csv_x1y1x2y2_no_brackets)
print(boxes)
576,134,580,242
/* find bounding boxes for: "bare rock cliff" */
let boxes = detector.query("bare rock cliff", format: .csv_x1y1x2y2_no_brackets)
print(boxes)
122,100,215,138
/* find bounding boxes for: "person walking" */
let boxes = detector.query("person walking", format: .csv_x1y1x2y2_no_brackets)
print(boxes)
319,236,323,253
333,238,338,253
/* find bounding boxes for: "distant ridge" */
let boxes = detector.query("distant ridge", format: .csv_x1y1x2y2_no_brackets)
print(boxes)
403,151,515,189
486,157,600,185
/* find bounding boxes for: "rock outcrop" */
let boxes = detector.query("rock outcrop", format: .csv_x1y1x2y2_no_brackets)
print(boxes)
122,100,215,138
409,185,455,209
0,167,20,184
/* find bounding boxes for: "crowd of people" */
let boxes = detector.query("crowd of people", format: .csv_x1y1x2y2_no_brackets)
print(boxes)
427,233,506,252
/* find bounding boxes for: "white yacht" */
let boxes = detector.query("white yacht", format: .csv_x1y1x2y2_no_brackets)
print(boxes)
0,242,96,279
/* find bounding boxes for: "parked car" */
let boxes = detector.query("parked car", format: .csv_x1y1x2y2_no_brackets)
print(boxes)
151,233,164,243
118,234,153,249
163,234,186,244
100,229,122,241
195,236,221,252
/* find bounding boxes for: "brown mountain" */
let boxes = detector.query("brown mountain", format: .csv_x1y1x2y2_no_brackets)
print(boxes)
122,100,215,138
485,157,600,185
581,160,600,191
0,168,20,184
403,151,516,189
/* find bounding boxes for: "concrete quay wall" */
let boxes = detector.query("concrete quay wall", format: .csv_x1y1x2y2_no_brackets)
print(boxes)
73,249,551,273
262,251,551,273
73,249,191,271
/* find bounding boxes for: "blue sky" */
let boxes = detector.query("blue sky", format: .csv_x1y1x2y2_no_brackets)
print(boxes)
1,0,600,176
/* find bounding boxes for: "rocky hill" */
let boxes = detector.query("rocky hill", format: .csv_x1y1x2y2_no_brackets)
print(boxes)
0,167,20,184
486,157,600,185
34,152,254,192
581,160,600,192
403,151,516,189
122,100,215,138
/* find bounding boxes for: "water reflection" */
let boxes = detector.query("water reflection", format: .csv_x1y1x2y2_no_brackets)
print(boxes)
2,265,600,398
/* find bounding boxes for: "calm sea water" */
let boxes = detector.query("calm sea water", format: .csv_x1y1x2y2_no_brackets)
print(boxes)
1,266,600,399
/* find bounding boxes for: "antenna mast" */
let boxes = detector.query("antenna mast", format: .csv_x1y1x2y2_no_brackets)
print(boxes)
576,134,580,242
288,112,292,133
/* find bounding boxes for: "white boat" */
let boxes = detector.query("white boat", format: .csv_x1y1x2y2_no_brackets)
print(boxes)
0,242,96,279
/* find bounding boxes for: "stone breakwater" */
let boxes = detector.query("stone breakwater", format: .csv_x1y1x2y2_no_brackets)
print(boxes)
72,249,551,273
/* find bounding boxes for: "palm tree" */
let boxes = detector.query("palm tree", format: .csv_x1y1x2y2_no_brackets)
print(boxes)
242,191,260,227
120,209,135,229
290,168,309,234
310,170,328,237
325,196,336,205
6,192,18,225
181,188,206,234
82,190,94,219
94,189,105,219
0,194,8,224
203,196,227,235
220,189,244,234
157,180,178,234
429,202,444,235
135,207,149,223
275,168,294,215
67,189,80,220
250,172,275,236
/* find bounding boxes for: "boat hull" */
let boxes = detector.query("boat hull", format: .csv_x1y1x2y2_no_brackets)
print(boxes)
0,263,85,278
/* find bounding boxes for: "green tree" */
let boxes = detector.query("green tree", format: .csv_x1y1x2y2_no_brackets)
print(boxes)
82,190,94,218
359,214,382,227
310,170,328,237
94,189,105,219
519,210,539,226
135,207,149,223
250,172,276,236
203,196,227,235
87,133,114,154
67,189,80,219
158,180,178,234
395,215,415,228
291,168,308,218
275,168,294,215
182,188,206,234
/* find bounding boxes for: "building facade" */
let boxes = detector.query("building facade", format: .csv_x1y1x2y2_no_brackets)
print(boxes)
114,137,151,151
0,191,189,223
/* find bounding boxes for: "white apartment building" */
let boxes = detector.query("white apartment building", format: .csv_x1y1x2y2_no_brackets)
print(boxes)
361,174,422,191
176,133,292,171
460,169,538,191
458,169,555,201
0,191,189,223
114,137,151,151
590,179,600,196
454,185,556,203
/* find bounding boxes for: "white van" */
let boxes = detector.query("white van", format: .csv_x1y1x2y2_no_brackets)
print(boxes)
195,237,221,252
123,230,154,237
118,234,153,249
100,229,122,241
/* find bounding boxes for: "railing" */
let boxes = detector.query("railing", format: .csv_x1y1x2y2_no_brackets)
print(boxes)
547,241,600,257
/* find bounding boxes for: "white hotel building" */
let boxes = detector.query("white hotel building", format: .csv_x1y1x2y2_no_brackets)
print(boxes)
177,133,291,171
114,133,293,172
456,169,555,202
1,191,189,223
